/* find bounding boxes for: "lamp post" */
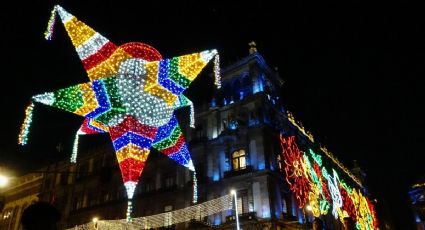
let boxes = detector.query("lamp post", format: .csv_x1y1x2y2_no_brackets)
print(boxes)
92,217,99,230
0,175,8,188
304,205,312,230
230,190,240,230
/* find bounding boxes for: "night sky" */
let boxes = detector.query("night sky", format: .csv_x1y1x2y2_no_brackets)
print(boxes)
1,1,424,228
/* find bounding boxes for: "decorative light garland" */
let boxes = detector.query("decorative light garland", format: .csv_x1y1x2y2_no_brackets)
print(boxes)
71,132,79,163
193,171,198,204
18,102,34,145
279,135,378,229
286,111,314,143
66,194,233,229
19,5,219,221
44,6,58,40
286,111,362,187
214,54,221,88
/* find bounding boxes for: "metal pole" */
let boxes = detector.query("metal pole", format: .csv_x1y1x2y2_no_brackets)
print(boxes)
231,190,240,230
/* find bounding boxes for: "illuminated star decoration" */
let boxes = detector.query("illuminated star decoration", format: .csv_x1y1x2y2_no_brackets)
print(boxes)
18,5,221,221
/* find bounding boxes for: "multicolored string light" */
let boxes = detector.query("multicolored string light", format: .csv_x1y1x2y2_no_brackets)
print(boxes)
280,135,378,229
18,102,34,145
19,5,219,221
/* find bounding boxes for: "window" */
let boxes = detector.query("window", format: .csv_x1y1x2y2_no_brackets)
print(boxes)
232,150,246,171
73,192,84,210
60,172,68,185
145,179,155,192
76,163,88,180
164,176,174,189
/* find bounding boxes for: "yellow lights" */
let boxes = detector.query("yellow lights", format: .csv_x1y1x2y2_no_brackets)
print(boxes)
178,53,206,80
320,146,362,187
116,145,150,163
75,83,99,116
86,49,132,80
287,111,315,143
63,17,96,47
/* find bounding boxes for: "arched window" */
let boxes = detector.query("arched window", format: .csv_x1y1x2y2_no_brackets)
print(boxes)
232,150,246,171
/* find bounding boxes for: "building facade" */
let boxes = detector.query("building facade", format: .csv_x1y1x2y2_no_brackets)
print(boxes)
0,173,42,230
409,182,425,230
12,47,377,229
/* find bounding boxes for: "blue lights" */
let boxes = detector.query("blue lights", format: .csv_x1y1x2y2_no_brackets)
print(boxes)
262,209,270,218
213,172,220,181
239,91,244,100
214,216,221,225
158,59,186,95
229,120,238,130
258,161,265,170
252,75,264,94
211,98,216,108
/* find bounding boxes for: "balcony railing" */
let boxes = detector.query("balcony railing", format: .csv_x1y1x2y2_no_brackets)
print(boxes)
223,166,253,178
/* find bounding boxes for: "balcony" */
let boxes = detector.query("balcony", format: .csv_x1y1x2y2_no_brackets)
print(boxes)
223,166,253,178
226,212,257,223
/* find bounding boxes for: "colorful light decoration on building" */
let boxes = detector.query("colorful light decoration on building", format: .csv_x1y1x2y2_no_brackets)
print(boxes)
19,5,220,221
280,135,378,229
286,110,363,187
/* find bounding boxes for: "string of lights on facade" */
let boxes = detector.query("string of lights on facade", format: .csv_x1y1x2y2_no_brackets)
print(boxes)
287,111,362,187
280,135,378,229
18,5,220,221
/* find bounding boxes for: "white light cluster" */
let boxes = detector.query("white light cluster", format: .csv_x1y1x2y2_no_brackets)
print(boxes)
56,5,73,23
67,194,234,230
193,171,198,204
189,101,195,128
124,181,138,199
214,54,221,88
324,169,343,219
71,133,80,163
112,59,173,127
76,33,109,60
32,92,54,105
127,201,133,222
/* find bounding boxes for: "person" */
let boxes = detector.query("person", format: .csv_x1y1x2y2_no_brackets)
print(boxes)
21,201,61,230
312,217,324,230
343,217,356,230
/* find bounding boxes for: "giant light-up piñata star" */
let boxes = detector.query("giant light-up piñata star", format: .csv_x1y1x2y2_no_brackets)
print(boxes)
18,5,221,221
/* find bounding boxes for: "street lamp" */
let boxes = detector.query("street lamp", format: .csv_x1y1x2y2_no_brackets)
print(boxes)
0,175,8,187
230,190,240,230
92,217,99,230
305,205,312,212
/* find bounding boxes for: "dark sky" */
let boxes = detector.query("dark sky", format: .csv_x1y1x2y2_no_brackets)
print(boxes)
1,0,424,228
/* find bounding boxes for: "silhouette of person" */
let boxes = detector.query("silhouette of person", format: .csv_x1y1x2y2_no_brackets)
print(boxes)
343,217,356,230
21,201,60,230
312,217,324,230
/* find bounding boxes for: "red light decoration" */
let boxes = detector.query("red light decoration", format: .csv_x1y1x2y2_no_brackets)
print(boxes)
280,135,310,208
